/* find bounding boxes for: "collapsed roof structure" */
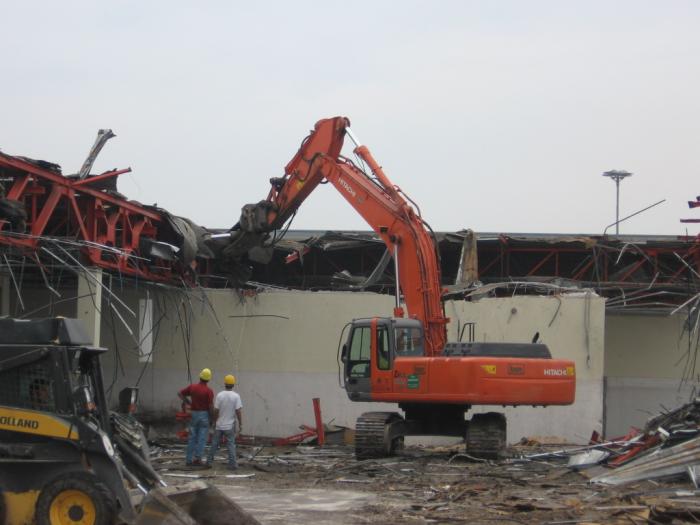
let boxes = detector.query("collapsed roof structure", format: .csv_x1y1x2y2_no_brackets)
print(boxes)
1,143,700,318
0,145,262,288
0,121,698,321
248,230,700,315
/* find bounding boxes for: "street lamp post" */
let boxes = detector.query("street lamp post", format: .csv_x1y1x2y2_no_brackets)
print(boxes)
602,170,633,235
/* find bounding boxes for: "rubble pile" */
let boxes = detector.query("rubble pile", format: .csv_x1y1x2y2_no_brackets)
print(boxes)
139,400,700,523
522,398,700,488
147,440,699,524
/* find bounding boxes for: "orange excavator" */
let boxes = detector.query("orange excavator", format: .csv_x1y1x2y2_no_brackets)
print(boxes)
228,117,575,458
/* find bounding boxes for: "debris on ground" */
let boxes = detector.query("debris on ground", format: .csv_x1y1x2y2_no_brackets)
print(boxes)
515,398,700,492
148,434,700,524
142,400,700,523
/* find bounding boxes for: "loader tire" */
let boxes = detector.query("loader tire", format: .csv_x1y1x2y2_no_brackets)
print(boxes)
35,473,115,525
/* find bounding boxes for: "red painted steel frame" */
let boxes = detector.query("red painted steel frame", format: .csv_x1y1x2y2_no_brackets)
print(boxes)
0,152,191,283
477,236,700,286
312,397,325,446
272,426,318,446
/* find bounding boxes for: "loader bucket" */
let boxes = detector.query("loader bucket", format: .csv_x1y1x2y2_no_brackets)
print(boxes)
134,481,259,525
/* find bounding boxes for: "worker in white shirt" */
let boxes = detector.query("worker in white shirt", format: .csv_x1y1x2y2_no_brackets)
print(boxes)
206,374,243,470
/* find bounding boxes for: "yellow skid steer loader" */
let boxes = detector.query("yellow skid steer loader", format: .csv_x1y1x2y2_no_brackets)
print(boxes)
0,318,257,525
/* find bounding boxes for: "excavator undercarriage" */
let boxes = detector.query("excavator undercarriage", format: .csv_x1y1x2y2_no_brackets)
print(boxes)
354,407,507,460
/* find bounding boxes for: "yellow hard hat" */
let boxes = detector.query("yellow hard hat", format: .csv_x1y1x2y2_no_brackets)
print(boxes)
199,368,212,381
224,374,236,386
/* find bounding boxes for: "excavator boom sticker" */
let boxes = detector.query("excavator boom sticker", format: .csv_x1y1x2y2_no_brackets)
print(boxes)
481,365,497,375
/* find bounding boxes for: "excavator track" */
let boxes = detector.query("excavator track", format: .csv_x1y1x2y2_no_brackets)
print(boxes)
465,412,507,460
355,412,404,459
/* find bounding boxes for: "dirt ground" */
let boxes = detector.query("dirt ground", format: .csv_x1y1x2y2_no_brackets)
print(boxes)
151,441,700,524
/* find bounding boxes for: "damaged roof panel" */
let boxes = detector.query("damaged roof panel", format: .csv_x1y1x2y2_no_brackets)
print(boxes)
1,141,699,315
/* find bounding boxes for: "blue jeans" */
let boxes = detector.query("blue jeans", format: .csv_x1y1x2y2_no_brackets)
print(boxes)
186,410,209,463
206,427,237,468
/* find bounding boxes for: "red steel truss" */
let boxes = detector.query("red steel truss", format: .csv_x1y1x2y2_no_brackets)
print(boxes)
0,151,194,284
475,234,700,286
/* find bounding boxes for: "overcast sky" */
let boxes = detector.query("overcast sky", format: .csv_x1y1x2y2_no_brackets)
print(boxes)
2,1,699,236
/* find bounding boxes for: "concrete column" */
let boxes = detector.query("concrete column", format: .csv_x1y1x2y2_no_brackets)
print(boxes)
76,268,102,346
455,229,478,286
0,275,10,316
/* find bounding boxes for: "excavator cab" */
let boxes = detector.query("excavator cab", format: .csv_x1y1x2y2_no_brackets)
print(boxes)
342,317,424,401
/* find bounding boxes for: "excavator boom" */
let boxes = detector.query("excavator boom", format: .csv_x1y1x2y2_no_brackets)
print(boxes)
233,116,448,354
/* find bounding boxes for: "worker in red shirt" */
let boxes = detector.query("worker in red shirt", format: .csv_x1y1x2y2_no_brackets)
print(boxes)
178,368,214,466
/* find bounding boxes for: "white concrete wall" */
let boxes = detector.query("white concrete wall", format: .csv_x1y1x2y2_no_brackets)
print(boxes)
8,273,694,446
97,288,399,436
98,286,604,445
605,313,696,437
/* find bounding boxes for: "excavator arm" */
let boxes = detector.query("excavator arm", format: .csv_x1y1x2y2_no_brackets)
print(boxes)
229,116,448,355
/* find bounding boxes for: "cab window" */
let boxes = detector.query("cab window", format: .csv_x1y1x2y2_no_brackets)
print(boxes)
377,327,390,370
348,326,371,378
0,357,56,412
395,327,424,357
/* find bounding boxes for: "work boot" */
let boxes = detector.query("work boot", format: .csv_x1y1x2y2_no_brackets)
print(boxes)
192,458,203,466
